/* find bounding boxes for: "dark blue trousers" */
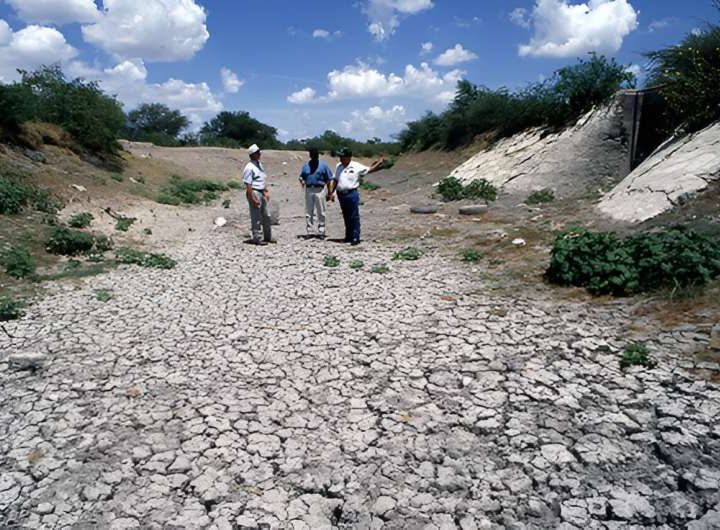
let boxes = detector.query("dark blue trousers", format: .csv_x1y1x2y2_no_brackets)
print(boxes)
337,189,360,242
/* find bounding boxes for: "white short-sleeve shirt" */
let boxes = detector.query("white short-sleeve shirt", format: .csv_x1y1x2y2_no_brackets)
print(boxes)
335,161,369,192
243,161,267,190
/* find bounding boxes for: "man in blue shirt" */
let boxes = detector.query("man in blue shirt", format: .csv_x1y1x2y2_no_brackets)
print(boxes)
299,147,334,239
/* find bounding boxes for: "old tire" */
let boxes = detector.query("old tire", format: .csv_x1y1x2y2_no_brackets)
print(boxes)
459,204,488,216
410,205,439,214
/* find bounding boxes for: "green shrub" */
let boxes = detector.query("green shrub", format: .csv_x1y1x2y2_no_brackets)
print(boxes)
526,189,555,205
227,180,243,189
222,199,231,209
110,173,123,182
323,255,340,267
143,228,152,235
115,247,176,269
0,169,62,215
350,260,364,269
546,226,720,296
620,343,656,369
0,296,24,321
463,179,497,201
359,180,381,191
134,175,146,184
393,247,422,261
96,290,113,302
437,176,497,202
461,248,484,262
157,175,229,205
437,177,464,201
0,245,36,279
371,263,390,274
115,217,136,232
46,227,113,256
68,212,94,228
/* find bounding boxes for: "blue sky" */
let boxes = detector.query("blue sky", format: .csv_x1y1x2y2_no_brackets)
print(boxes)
0,0,717,142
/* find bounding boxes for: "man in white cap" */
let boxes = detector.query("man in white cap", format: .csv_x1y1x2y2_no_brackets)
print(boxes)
243,144,274,245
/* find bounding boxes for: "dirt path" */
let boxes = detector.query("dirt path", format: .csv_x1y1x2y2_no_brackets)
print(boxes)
1,146,719,529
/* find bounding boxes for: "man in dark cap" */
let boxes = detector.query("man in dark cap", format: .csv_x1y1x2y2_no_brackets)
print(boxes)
298,147,334,239
327,147,385,245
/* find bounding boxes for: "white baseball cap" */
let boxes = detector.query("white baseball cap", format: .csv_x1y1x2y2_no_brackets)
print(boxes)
248,144,260,156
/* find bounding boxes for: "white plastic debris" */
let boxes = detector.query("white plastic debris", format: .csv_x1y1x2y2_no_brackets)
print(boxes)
214,217,227,227
71,184,87,192
512,238,526,247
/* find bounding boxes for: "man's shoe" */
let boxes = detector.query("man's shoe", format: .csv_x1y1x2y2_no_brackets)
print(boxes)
264,239,277,244
317,234,326,240
250,239,268,246
350,239,361,246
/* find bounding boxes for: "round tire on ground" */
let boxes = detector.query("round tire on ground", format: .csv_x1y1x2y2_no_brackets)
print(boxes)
410,205,439,214
459,204,488,215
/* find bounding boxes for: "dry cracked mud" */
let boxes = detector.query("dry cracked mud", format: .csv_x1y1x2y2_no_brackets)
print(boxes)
1,147,719,529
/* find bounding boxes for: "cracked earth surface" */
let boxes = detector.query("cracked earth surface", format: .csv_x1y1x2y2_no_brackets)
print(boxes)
2,153,720,529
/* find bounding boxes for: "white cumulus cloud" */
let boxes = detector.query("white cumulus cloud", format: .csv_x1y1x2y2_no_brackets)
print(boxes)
420,41,433,55
341,104,407,139
510,7,530,28
433,44,478,66
5,0,99,24
81,0,209,62
287,87,318,104
363,0,434,42
0,23,78,82
220,67,244,93
313,29,330,39
66,58,222,128
518,0,639,58
288,62,463,106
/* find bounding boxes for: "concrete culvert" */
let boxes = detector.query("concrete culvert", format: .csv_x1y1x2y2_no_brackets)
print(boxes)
459,205,489,215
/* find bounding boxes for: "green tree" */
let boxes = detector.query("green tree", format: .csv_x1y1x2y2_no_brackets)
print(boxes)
126,103,189,138
200,111,280,148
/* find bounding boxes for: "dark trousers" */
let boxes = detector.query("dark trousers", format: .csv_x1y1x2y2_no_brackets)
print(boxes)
337,189,360,242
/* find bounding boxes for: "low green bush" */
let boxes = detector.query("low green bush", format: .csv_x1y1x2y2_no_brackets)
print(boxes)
68,212,94,228
350,260,364,269
0,296,24,321
546,226,720,296
323,255,340,267
437,176,497,202
46,227,113,256
0,245,36,279
0,169,62,215
110,173,124,182
115,247,176,269
371,263,390,274
359,180,381,191
393,247,422,261
115,217,136,232
227,180,243,189
96,290,113,302
222,199,231,209
461,248,484,262
526,189,555,205
157,175,229,205
620,343,656,369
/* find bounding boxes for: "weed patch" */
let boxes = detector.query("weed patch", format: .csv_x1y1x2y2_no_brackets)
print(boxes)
393,247,422,261
68,212,94,228
0,245,36,279
546,226,720,296
371,263,390,274
96,290,112,302
227,180,243,189
324,255,340,267
115,217,136,232
620,343,656,369
350,260,364,269
115,247,176,269
0,296,24,321
461,248,484,262
437,176,497,202
110,173,124,182
46,227,113,256
526,189,555,205
222,199,231,209
157,175,229,205
0,169,62,215
360,180,381,191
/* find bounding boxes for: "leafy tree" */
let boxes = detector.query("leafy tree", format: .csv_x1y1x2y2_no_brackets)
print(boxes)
126,103,189,138
0,65,125,156
200,111,280,148
645,11,720,134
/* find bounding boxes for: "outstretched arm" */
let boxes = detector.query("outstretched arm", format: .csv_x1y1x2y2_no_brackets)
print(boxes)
367,157,387,175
